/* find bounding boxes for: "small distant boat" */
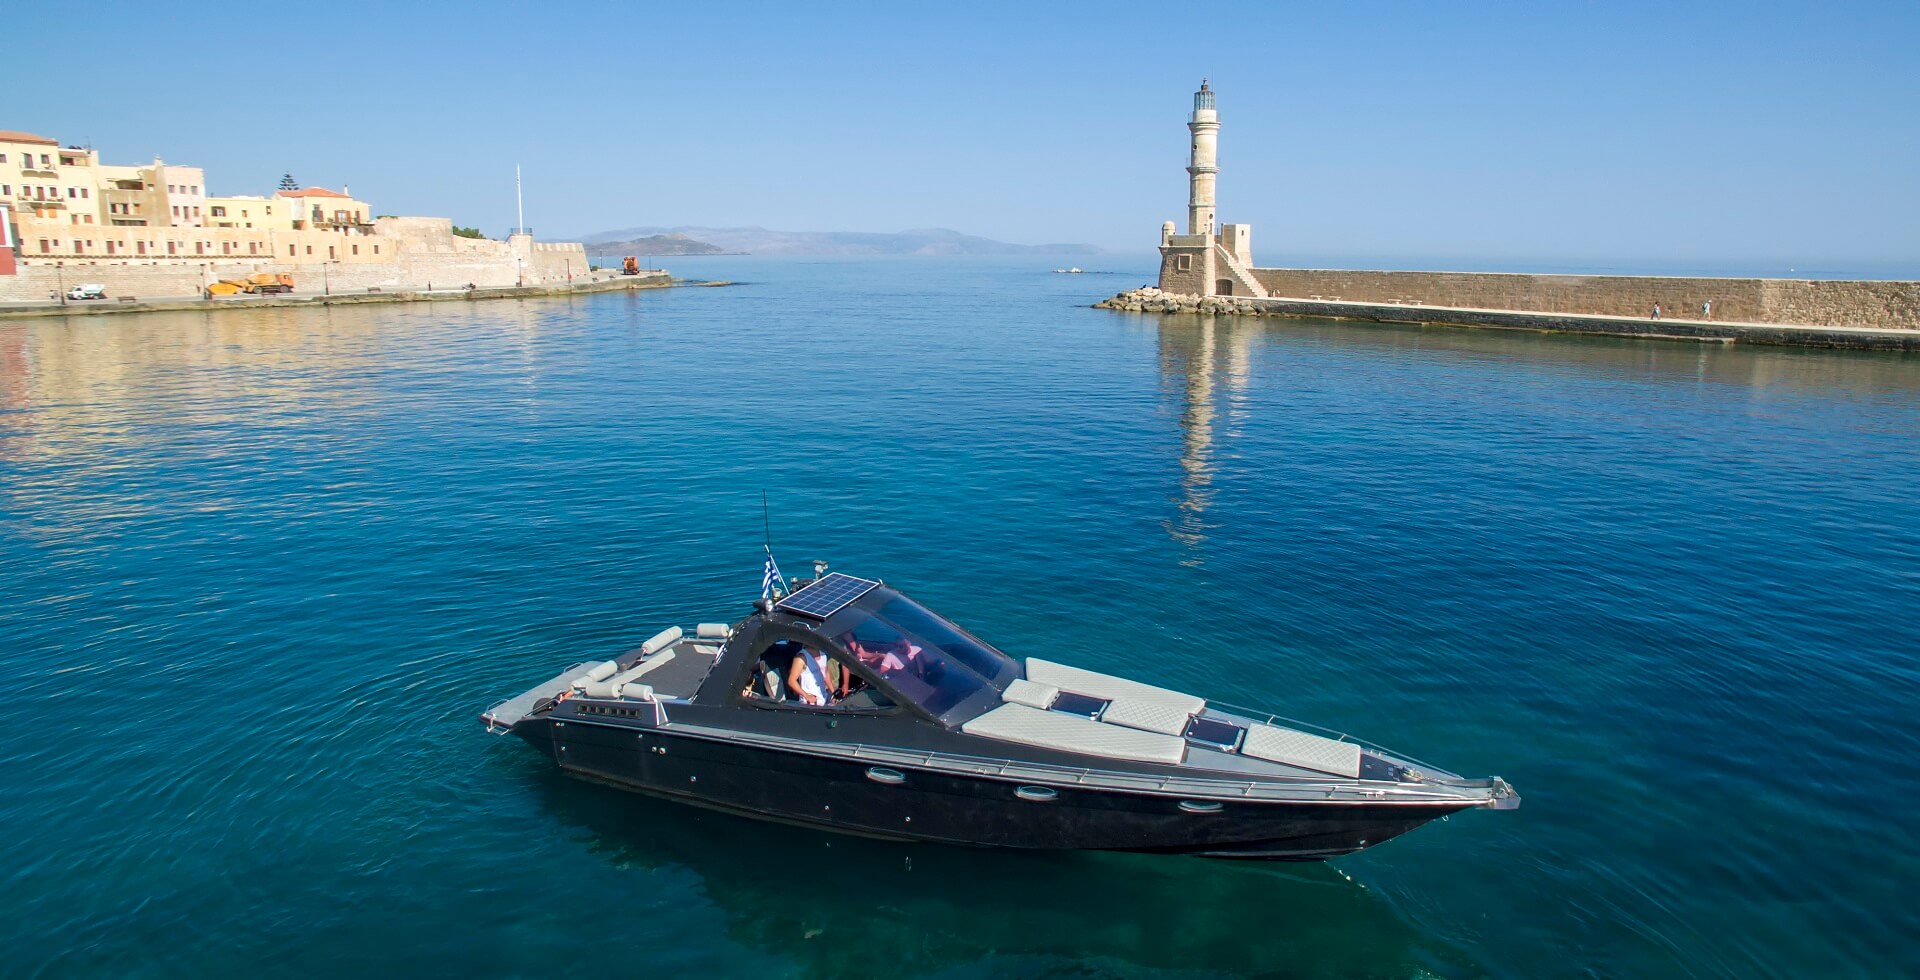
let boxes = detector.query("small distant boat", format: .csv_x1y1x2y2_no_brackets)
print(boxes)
481,569,1519,860
1053,267,1085,274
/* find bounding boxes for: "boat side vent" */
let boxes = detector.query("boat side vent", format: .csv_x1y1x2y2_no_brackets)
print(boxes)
1015,785,1059,802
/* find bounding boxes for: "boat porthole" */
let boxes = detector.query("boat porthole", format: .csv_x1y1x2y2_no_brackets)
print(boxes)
1015,786,1059,802
866,767,907,785
1179,800,1224,814
690,776,697,783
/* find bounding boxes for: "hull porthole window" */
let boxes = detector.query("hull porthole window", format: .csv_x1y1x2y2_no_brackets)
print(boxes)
866,767,907,785
1015,786,1059,802
1179,800,1224,814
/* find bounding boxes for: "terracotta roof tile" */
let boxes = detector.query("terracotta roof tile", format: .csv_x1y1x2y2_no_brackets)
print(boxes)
0,130,60,146
277,187,351,198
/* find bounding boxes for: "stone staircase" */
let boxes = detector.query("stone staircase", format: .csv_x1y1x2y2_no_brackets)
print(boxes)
1212,244,1269,298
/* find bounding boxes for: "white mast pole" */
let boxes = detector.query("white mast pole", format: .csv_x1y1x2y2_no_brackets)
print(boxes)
515,164,524,235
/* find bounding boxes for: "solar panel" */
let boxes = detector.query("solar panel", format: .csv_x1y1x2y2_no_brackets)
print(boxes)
777,572,880,620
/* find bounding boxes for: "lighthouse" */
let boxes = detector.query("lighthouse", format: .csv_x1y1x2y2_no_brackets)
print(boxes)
1187,80,1218,237
1157,81,1262,298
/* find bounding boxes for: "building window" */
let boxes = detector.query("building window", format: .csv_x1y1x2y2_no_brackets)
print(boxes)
211,206,225,217
0,153,7,163
328,245,336,259
81,188,88,198
288,245,296,256
40,154,49,166
222,242,232,254
1176,254,1192,271
351,243,358,255
167,242,177,255
137,241,146,255
195,242,204,255
107,241,116,255
38,239,48,252
373,245,379,255
249,242,258,255
191,185,198,195
73,241,83,254
305,245,312,255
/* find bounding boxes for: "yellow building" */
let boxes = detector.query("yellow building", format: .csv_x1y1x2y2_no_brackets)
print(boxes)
1,131,103,227
205,195,294,231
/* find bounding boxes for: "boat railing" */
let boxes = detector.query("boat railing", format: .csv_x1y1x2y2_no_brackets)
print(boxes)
668,724,1492,804
1202,698,1460,780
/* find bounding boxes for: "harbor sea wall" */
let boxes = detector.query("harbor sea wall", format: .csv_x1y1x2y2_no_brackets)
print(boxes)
0,219,589,303
1096,287,1920,352
1247,269,1920,330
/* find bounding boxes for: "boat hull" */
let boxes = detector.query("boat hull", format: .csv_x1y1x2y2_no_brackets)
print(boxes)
518,717,1470,860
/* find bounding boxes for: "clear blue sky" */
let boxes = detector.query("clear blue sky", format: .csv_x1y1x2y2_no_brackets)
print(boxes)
13,1,1917,268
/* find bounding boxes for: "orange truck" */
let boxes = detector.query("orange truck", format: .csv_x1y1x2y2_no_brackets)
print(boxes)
206,273,295,297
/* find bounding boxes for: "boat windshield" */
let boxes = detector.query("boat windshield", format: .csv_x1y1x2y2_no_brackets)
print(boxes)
831,591,1015,721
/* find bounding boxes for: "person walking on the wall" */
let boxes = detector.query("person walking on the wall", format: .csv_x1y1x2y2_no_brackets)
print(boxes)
1702,300,1712,319
1651,303,1662,320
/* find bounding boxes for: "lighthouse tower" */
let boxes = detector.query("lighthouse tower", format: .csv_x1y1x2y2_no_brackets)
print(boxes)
1187,80,1218,237
1158,81,1261,298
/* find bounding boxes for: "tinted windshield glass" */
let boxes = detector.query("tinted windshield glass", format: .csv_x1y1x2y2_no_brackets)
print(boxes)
831,595,1012,718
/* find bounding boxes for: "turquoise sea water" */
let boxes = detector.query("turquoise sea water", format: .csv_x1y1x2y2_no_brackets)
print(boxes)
3,257,1917,978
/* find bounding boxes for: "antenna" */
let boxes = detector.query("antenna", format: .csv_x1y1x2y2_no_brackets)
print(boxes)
762,490,789,595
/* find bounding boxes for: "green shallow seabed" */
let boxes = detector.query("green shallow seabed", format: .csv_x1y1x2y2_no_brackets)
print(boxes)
1,256,1916,978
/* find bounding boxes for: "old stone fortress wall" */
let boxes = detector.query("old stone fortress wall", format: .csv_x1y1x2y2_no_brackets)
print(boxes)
1148,85,1917,332
1,130,587,302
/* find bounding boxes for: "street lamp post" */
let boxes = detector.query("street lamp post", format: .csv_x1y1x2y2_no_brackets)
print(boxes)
56,261,65,306
323,261,330,296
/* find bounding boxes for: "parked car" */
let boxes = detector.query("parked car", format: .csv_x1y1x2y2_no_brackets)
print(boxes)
66,284,107,301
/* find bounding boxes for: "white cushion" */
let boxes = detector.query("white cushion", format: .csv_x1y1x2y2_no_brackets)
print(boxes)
1001,678,1060,710
696,623,732,639
640,626,683,655
616,683,654,701
1025,658,1205,715
962,704,1186,766
1241,723,1363,778
573,660,619,688
1101,697,1195,736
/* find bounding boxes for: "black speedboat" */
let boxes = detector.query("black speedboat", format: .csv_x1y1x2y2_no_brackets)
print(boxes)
482,571,1518,860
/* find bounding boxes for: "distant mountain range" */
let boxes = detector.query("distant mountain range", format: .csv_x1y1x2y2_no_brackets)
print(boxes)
584,233,729,257
581,226,1103,257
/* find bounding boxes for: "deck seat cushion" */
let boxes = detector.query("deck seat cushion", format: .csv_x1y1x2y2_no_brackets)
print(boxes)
695,623,732,639
1001,678,1060,710
640,626,684,655
1241,723,1363,778
617,683,654,701
1101,697,1195,736
1025,659,1205,715
963,704,1186,766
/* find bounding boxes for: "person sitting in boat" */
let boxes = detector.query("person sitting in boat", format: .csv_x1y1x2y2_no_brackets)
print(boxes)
786,644,842,706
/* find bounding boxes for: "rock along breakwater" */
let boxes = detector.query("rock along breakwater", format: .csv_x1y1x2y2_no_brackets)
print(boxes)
1096,287,1920,353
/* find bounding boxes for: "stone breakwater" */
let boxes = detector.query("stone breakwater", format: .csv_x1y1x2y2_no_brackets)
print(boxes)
1095,287,1920,352
1097,287,1263,316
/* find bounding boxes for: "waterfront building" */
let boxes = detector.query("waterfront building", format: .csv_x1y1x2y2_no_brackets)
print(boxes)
0,127,590,300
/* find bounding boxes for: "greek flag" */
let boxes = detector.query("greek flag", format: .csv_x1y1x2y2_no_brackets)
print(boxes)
761,549,786,599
